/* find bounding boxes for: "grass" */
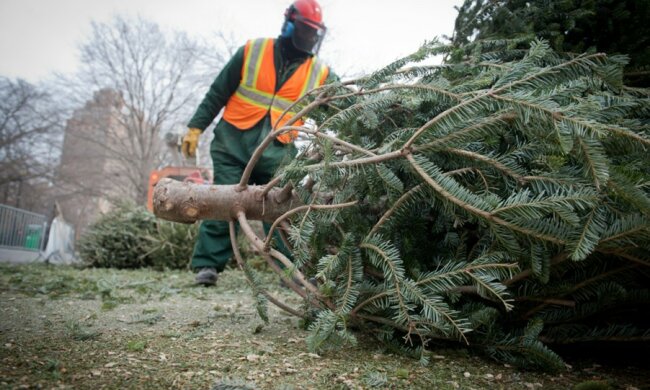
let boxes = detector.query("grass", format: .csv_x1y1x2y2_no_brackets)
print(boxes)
0,262,647,389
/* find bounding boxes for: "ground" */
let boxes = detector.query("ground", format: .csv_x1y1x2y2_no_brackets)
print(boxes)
0,262,647,390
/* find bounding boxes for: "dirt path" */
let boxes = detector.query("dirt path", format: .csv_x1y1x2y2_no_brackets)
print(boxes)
0,263,646,389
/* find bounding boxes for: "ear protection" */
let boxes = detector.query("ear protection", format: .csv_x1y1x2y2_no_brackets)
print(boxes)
281,20,295,38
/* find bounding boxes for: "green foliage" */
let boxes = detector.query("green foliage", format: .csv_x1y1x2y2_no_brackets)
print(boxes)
269,38,649,371
451,0,650,86
240,260,270,324
126,339,148,352
306,309,357,353
363,371,389,388
78,202,198,270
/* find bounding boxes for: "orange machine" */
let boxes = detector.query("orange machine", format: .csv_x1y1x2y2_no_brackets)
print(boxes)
146,166,212,212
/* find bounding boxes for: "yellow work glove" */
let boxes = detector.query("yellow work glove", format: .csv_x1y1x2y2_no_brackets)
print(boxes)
181,128,202,158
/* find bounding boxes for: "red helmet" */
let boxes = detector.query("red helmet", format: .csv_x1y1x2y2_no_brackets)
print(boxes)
282,0,326,55
290,0,324,28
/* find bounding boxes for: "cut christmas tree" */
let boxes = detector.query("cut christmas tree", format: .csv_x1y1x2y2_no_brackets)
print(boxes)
154,39,649,370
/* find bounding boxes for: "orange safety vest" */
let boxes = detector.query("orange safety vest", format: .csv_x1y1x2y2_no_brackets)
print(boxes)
222,38,329,144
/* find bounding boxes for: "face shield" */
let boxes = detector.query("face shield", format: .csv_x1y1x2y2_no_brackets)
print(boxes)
291,15,326,55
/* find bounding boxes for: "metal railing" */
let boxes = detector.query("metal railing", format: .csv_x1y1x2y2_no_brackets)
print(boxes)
0,204,48,252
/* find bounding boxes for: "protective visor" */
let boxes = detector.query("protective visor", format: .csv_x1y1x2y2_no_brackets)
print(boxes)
292,16,326,55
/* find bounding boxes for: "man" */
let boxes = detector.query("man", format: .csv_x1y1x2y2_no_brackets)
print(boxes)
181,0,335,286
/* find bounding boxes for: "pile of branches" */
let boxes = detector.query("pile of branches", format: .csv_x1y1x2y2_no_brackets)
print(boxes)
154,39,649,370
79,203,197,270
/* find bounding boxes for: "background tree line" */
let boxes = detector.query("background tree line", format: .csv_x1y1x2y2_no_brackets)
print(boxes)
1,16,232,231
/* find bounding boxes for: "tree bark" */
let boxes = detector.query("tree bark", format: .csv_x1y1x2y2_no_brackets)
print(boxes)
153,178,303,223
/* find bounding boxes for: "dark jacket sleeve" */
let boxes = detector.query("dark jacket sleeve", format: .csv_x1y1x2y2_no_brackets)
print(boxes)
187,46,245,131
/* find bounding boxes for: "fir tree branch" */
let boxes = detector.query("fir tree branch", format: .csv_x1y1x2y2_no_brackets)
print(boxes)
568,207,603,261
331,83,461,103
407,153,565,244
417,112,517,151
523,265,637,319
264,201,358,250
229,221,306,319
491,193,598,217
521,176,574,185
354,313,406,330
304,127,377,157
350,292,389,316
269,246,327,302
491,93,650,148
403,93,486,149
600,226,650,244
236,210,330,308
231,219,306,301
369,184,424,235
450,167,491,192
417,263,519,287
504,253,568,286
463,270,513,311
412,319,470,343
491,52,607,94
444,147,523,180
353,314,463,345
336,254,356,315
258,123,375,200
302,150,405,172
605,126,650,148
401,54,608,151
407,153,493,218
300,115,520,173
482,341,565,371
574,137,607,190
278,220,294,252
403,281,471,344
359,241,416,339
351,262,518,316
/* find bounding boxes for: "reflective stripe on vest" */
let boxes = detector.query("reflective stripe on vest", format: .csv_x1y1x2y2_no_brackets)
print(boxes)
222,38,329,143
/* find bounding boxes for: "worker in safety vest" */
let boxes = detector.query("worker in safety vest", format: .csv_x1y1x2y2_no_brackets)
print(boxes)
181,0,336,286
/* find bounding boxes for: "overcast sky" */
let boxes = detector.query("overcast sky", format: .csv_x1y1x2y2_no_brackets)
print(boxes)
0,0,462,83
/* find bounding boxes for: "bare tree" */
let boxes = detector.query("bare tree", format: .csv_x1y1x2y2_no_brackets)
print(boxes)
58,16,221,207
0,77,62,212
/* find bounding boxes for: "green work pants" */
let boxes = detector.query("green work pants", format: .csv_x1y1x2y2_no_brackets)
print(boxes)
190,120,296,271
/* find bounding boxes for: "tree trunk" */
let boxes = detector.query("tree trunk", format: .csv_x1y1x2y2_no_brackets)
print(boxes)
152,178,302,223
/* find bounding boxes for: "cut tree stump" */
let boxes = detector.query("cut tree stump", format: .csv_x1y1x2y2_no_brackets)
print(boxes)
152,178,303,223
